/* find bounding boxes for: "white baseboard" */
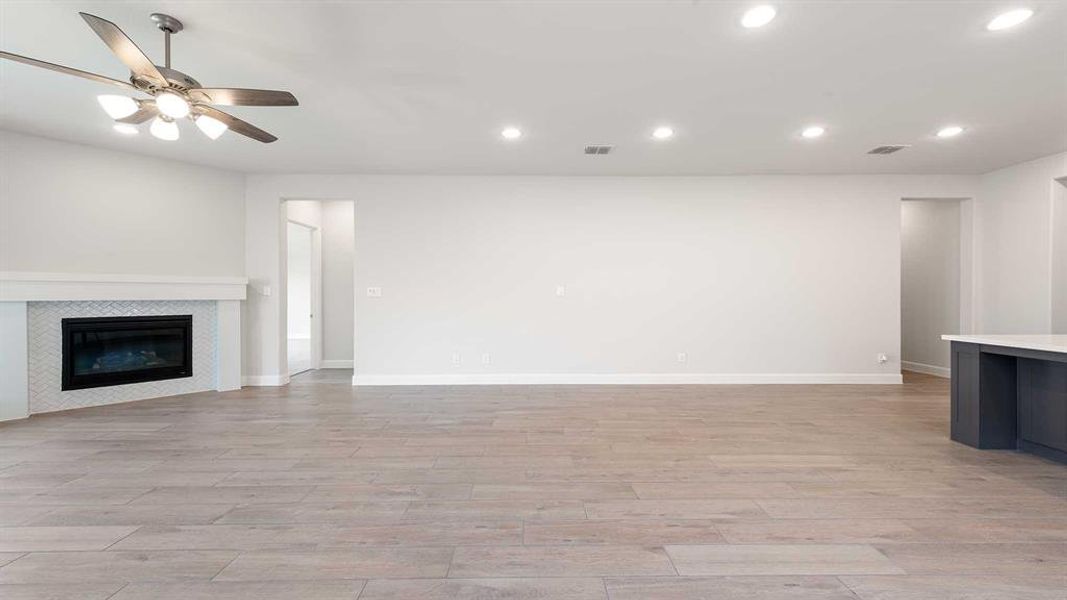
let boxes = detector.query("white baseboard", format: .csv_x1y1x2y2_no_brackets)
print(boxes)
319,360,353,369
352,372,904,386
901,361,951,378
242,374,291,387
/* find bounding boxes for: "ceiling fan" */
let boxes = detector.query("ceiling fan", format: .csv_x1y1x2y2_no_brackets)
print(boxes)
0,12,298,143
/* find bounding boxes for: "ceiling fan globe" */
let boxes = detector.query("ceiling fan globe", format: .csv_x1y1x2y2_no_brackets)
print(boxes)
156,92,190,119
96,95,138,119
195,114,229,140
149,116,180,141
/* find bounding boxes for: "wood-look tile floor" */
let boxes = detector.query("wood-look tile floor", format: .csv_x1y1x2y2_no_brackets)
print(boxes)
1,371,1065,599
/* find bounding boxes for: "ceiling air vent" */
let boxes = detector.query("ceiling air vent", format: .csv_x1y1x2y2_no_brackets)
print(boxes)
584,144,615,155
867,144,911,155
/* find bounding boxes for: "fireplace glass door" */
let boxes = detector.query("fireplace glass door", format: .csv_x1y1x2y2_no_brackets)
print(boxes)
62,315,193,390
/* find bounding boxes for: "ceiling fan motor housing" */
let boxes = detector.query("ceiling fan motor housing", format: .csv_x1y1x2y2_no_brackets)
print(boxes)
152,66,200,92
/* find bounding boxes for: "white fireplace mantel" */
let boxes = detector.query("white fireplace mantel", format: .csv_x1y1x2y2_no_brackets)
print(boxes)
0,271,247,422
0,271,248,302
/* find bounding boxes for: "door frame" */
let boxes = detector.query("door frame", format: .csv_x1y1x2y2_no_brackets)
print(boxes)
899,196,975,378
285,218,322,373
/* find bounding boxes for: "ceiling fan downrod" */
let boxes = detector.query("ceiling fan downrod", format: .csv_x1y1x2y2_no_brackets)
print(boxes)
149,13,183,69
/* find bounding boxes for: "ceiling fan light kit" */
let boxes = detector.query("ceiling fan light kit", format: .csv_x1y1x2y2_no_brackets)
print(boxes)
155,91,191,119
150,116,180,141
0,11,298,143
195,114,229,140
96,94,139,119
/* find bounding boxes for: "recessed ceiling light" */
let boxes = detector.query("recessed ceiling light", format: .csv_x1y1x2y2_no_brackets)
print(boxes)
652,126,674,140
112,123,138,135
741,5,777,28
801,126,826,139
501,127,522,140
937,125,965,138
987,8,1034,31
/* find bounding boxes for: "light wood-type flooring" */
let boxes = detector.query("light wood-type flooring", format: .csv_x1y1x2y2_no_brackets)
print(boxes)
1,370,1064,599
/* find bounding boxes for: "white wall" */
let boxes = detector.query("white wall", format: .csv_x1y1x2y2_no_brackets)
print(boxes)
1052,178,1067,334
901,200,961,373
0,302,29,421
286,222,312,339
7,128,1060,386
0,130,245,276
246,174,977,384
975,151,1067,333
321,201,355,365
7,127,1058,385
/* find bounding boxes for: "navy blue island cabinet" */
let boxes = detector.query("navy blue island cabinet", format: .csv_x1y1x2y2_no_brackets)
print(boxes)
945,335,1067,464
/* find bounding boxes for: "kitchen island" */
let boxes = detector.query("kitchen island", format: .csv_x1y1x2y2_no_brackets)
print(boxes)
941,335,1067,463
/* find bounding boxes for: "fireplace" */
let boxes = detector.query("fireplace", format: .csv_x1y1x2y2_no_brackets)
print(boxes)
61,315,193,391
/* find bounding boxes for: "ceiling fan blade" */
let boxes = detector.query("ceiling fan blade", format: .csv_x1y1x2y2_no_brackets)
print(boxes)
79,12,166,87
0,51,138,91
197,106,278,143
191,88,298,107
116,102,158,124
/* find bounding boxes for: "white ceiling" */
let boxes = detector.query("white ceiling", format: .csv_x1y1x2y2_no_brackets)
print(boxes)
1,1,1065,175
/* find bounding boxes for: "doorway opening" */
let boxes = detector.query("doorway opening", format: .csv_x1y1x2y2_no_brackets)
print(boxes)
282,199,355,382
287,221,316,376
900,198,973,378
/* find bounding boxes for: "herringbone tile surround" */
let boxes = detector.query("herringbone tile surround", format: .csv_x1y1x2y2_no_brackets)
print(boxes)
26,301,216,414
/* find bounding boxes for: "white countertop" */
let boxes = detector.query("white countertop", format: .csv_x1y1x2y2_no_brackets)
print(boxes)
941,334,1067,354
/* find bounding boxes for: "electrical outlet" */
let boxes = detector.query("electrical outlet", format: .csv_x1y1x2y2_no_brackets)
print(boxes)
556,285,566,297
260,285,272,297
366,287,382,298
481,353,492,365
451,352,462,365
677,352,688,363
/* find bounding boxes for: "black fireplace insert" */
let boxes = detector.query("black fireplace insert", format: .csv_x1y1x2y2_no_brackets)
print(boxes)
61,315,193,391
